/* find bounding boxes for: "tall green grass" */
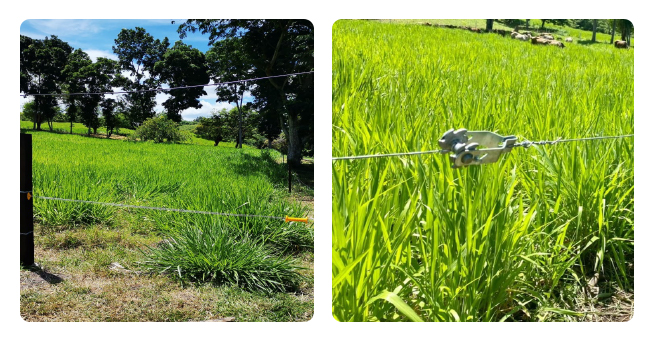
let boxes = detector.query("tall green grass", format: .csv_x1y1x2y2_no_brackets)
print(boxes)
27,130,312,291
332,20,633,321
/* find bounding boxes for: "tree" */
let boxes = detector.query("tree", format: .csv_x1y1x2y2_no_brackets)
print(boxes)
618,20,633,45
607,19,617,44
485,19,494,32
77,57,119,135
178,20,314,166
20,35,73,130
194,114,224,146
20,35,34,95
62,48,92,133
113,27,169,127
153,41,209,122
540,19,570,30
133,115,188,143
592,19,598,42
205,38,254,148
101,98,118,137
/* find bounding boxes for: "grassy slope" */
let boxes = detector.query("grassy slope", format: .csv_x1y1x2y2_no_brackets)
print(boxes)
19,120,243,147
332,20,633,322
380,19,633,45
20,130,313,321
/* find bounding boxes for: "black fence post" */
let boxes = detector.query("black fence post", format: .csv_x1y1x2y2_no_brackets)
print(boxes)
288,161,292,193
20,133,34,267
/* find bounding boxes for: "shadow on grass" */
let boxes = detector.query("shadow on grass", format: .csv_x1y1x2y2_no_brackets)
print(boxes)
20,127,129,140
230,152,291,186
577,40,611,46
27,265,64,285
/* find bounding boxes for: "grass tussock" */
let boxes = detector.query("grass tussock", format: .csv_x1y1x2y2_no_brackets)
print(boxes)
140,222,303,293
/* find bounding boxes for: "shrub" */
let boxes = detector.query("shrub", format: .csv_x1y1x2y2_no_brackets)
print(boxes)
271,132,288,155
133,116,189,143
246,133,267,149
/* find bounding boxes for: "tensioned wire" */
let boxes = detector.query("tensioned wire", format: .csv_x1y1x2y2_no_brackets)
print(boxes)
32,196,314,222
20,71,314,97
332,134,634,160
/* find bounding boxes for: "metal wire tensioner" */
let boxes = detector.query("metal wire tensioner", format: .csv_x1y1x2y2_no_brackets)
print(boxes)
438,128,517,168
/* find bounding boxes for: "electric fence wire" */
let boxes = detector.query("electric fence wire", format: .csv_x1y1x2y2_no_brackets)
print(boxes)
33,196,314,222
332,149,446,161
20,71,314,97
332,133,634,161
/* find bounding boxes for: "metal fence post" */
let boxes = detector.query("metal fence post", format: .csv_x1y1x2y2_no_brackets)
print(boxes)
288,161,292,193
20,133,34,267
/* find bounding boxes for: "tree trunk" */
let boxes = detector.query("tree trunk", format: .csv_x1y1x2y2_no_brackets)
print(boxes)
526,19,530,28
592,19,598,42
541,20,546,29
70,120,73,134
485,19,494,32
610,20,616,44
286,113,302,166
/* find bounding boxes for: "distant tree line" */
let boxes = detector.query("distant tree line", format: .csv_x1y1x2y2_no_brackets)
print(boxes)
493,19,634,43
20,19,314,165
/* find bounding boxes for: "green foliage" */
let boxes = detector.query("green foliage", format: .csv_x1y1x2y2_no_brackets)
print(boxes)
140,222,302,292
21,101,37,122
179,20,314,163
20,35,74,130
271,132,288,155
332,20,633,322
101,98,118,137
112,27,170,127
153,41,209,122
133,116,189,143
194,114,224,146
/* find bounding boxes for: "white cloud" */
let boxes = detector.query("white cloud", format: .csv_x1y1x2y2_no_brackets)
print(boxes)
181,100,234,121
85,49,118,62
28,20,103,37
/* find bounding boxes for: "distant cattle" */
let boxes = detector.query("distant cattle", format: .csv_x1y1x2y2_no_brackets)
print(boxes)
565,37,573,42
469,27,482,33
614,40,629,48
531,36,551,44
494,29,509,37
540,33,554,40
531,37,565,48
421,22,432,26
514,33,531,41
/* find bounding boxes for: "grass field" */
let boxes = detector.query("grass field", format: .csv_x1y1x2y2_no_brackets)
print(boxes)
20,129,314,321
378,19,633,46
332,20,633,322
19,120,245,148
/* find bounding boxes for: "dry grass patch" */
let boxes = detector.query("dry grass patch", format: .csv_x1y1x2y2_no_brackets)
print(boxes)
21,221,313,322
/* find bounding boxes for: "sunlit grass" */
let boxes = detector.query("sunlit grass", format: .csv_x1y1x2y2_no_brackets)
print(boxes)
25,130,312,291
332,20,633,322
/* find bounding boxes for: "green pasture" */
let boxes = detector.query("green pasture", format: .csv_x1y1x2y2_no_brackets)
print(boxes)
332,20,633,322
381,19,633,46
26,130,311,285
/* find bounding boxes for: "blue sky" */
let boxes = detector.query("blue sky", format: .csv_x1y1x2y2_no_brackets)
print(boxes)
20,19,253,121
